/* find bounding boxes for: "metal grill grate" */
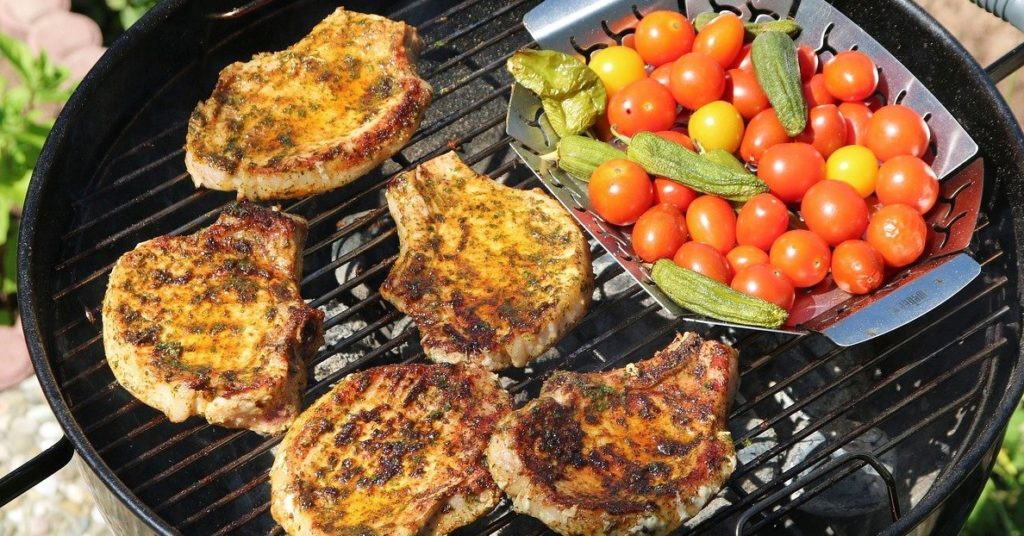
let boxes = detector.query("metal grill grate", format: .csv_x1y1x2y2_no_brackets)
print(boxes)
35,0,1022,534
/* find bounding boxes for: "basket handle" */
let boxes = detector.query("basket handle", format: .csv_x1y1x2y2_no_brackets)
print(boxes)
971,0,1024,33
0,437,73,508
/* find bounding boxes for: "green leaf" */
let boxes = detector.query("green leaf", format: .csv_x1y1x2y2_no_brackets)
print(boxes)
0,33,39,90
507,49,606,137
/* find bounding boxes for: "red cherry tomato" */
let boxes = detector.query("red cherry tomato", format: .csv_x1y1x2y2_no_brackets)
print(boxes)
726,68,770,120
823,50,879,102
730,43,753,71
802,74,837,108
686,195,737,254
608,78,678,136
769,229,832,288
651,63,673,88
673,242,731,284
731,263,796,310
693,12,745,68
831,239,885,294
669,52,726,110
726,245,770,273
875,156,940,214
797,44,819,83
866,204,928,267
588,159,654,225
736,193,789,251
655,130,696,151
865,105,931,161
740,108,791,163
654,177,699,212
800,180,869,246
635,10,696,67
632,204,689,263
838,102,873,145
796,104,848,159
757,143,826,203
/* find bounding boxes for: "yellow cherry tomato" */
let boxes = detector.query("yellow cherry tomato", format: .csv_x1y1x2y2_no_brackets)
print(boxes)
588,46,647,96
688,101,744,153
826,145,879,197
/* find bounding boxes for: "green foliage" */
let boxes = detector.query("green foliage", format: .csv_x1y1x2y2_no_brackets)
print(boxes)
105,0,159,30
0,33,77,323
965,399,1024,535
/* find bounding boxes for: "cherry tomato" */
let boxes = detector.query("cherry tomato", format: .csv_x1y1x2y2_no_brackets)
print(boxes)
865,105,931,161
632,204,689,262
673,242,731,284
800,180,869,246
686,195,737,254
740,108,790,163
689,100,744,153
608,78,678,136
736,193,789,251
588,159,654,225
635,10,696,66
726,68,770,119
693,12,745,68
727,245,770,273
838,102,872,145
796,104,848,158
757,143,826,203
654,177,698,211
731,264,796,310
797,44,819,83
875,156,940,214
822,50,879,102
826,145,878,197
769,229,832,288
589,46,648,96
831,239,884,294
655,130,695,151
802,73,837,108
651,63,673,88
866,204,928,267
669,52,726,110
730,43,753,71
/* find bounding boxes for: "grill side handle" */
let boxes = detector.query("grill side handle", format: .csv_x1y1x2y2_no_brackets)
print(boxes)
0,437,73,507
971,0,1024,33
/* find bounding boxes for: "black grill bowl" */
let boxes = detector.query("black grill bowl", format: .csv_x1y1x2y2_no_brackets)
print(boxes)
16,0,1024,534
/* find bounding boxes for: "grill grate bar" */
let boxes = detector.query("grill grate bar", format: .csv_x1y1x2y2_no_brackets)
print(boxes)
65,172,192,240
82,122,187,201
438,51,520,99
178,470,271,528
739,346,999,534
730,273,1008,420
309,257,395,309
405,85,511,147
69,147,185,211
423,22,526,79
211,502,271,536
151,437,277,513
692,330,1003,532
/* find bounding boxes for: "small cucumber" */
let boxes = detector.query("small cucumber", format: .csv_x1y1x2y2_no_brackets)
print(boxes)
751,31,807,136
701,148,748,174
556,135,625,181
626,132,768,201
651,260,789,328
693,11,802,37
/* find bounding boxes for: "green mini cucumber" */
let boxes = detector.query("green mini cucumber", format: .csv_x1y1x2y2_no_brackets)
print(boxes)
626,132,767,201
693,11,802,37
555,135,626,180
751,31,807,136
701,148,749,174
651,260,789,328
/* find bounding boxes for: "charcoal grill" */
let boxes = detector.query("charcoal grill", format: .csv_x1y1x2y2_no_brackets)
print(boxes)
2,0,1024,534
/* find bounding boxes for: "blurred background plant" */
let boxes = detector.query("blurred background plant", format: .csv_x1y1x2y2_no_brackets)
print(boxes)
104,0,159,29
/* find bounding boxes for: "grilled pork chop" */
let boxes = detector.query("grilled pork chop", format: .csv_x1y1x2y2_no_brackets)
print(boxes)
270,363,511,535
102,203,324,435
185,8,432,200
487,332,738,536
380,152,593,370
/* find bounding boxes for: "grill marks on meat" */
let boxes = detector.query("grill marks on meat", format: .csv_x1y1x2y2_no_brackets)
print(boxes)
486,332,738,535
185,8,432,200
270,364,511,535
380,152,593,370
102,203,324,435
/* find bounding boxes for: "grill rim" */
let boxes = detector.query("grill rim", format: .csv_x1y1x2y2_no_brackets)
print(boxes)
14,0,1024,535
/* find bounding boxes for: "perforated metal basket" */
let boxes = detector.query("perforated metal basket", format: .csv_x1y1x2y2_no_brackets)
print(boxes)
507,0,985,346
